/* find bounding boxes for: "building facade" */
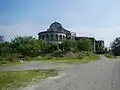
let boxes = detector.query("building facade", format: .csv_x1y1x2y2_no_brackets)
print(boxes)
38,22,104,53
38,22,76,44
95,40,105,53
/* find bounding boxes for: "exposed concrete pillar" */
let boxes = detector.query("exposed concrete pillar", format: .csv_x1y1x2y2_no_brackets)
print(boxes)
53,34,56,41
49,34,51,41
58,34,60,40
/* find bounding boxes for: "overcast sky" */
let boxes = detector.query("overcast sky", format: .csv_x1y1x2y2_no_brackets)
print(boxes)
0,0,120,47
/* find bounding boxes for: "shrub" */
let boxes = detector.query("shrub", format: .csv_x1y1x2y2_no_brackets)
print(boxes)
105,53,116,59
77,52,86,59
85,51,94,57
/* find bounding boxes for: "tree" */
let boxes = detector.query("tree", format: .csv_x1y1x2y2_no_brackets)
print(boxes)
103,47,108,53
75,38,92,51
111,37,120,56
11,36,46,57
61,40,75,51
0,42,11,56
96,46,105,54
45,44,58,53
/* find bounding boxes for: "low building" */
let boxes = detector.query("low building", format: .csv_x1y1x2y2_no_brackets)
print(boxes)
38,22,76,44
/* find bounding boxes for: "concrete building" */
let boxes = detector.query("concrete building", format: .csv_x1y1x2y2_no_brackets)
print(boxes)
38,22,104,53
95,40,105,53
38,22,76,44
96,40,104,47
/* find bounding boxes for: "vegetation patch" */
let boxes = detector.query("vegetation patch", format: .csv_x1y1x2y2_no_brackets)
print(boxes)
0,36,101,65
105,53,118,59
0,61,20,66
0,69,58,90
30,51,100,64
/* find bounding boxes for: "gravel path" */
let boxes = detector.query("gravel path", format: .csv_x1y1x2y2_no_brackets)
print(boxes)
0,61,70,71
1,56,120,90
18,56,120,90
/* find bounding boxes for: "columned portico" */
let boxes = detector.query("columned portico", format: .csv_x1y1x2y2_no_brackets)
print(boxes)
38,22,76,44
39,33,66,41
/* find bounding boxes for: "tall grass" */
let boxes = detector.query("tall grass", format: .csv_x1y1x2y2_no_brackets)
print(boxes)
0,70,58,90
105,53,117,59
29,51,100,64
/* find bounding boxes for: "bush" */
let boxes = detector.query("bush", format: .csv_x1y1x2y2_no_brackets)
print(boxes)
77,52,86,59
75,39,92,51
0,53,20,64
111,37,120,56
85,51,94,57
105,53,116,59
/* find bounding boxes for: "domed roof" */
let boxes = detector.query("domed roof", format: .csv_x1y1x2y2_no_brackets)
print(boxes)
50,22,62,28
48,22,63,31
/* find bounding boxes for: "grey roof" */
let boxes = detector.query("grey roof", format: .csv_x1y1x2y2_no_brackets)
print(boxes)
75,36,95,39
38,31,65,35
38,22,71,35
49,22,63,29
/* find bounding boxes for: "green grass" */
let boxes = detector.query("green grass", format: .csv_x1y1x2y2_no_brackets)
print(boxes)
54,55,100,64
0,51,100,66
0,61,21,66
105,54,118,59
0,69,58,90
30,54,100,64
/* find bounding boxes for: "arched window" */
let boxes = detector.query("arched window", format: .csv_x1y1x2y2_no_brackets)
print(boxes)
51,34,54,40
59,35,62,40
42,35,45,40
39,35,41,39
63,35,65,40
46,34,49,40
56,34,58,40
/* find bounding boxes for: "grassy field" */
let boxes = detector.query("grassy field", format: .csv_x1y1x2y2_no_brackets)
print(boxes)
0,69,58,90
0,56,100,66
30,54,100,64
0,51,100,66
0,61,21,66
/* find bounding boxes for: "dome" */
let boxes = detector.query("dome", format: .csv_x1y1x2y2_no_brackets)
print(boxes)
48,22,63,31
